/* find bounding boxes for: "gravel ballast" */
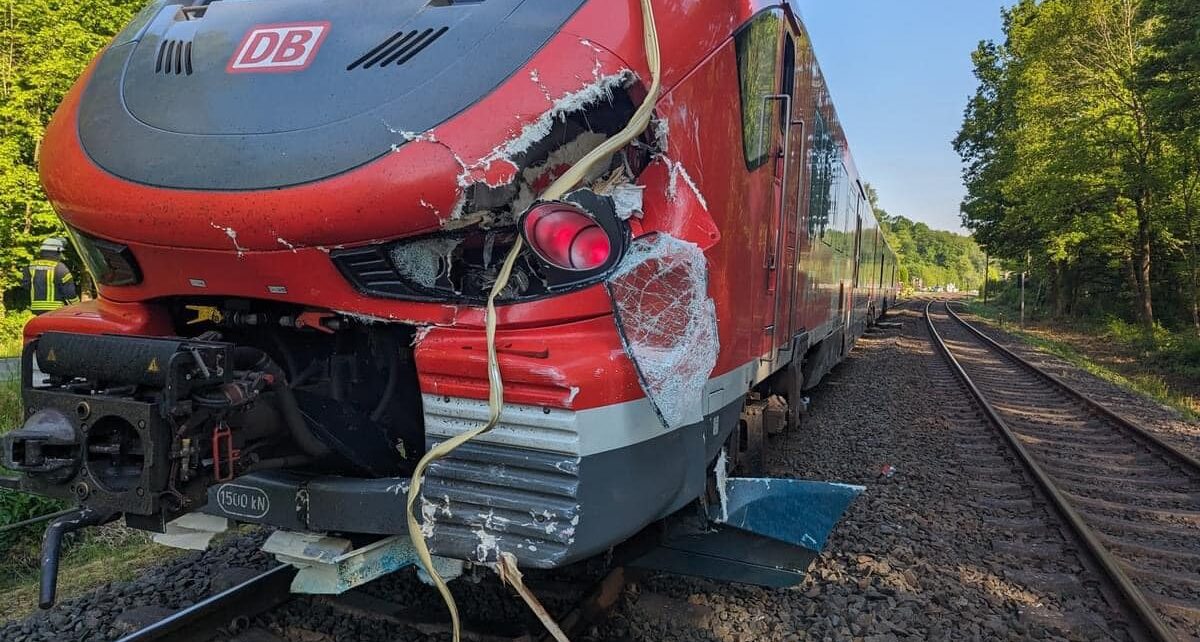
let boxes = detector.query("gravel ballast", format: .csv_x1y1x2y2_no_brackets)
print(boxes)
1,301,1150,641
953,306,1200,460
600,302,1127,641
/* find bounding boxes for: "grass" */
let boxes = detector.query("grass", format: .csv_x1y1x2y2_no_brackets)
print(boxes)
0,375,178,621
963,300,1200,421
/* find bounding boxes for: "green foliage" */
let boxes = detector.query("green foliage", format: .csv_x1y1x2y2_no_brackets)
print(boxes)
873,200,990,290
1,0,142,307
0,310,32,357
956,0,1200,331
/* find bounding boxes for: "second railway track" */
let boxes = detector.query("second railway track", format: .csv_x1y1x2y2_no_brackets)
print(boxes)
926,299,1200,642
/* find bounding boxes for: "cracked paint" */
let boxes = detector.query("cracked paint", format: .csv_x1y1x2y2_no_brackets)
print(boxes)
210,222,247,257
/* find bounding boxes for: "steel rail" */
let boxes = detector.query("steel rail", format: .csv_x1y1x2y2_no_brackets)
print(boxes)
116,564,296,642
944,301,1200,474
924,300,1177,642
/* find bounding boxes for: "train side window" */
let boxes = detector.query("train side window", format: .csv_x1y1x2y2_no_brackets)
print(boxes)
735,11,783,171
779,34,795,131
808,110,835,241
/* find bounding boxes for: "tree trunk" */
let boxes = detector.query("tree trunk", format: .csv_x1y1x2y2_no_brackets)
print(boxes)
1134,198,1154,331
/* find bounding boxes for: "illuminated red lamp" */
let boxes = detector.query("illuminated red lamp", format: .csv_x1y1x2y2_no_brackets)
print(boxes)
521,203,612,271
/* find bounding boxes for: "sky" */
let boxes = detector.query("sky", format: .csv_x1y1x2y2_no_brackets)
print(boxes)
795,1,1010,234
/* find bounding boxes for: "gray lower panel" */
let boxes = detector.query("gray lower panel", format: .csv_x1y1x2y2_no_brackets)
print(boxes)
423,397,744,568
203,396,745,569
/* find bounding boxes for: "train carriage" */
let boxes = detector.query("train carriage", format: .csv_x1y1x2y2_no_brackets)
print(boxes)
4,0,898,606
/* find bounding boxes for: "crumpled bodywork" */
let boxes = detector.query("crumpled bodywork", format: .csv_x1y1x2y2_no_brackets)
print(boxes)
607,235,718,429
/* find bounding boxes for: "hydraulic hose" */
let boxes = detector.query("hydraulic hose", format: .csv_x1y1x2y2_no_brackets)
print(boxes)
403,1,662,640
232,347,330,459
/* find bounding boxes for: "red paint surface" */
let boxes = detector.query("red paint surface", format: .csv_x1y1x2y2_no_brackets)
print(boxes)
35,0,897,415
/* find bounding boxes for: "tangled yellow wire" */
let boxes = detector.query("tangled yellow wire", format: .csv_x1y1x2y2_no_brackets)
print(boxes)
404,1,662,640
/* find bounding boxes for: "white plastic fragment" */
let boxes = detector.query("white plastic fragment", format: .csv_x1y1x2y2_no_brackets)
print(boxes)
417,556,464,586
714,448,730,522
607,234,719,429
609,183,645,220
151,513,230,551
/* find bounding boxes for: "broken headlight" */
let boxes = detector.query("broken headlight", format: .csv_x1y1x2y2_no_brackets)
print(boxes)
65,227,142,287
333,191,627,303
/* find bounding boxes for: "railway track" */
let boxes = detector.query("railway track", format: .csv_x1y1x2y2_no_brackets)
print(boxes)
925,300,1200,642
114,561,627,642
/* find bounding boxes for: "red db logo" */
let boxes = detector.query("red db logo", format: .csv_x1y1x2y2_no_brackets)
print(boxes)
227,22,330,73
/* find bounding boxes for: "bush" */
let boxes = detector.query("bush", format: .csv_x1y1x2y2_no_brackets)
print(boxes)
0,310,33,358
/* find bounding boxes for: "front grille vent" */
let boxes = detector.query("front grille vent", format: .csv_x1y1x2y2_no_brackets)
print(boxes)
347,27,449,71
156,39,193,75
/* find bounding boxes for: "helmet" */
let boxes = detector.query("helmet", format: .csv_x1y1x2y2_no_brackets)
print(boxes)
39,237,67,253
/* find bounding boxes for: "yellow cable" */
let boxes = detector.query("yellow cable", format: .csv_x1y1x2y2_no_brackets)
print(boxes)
404,1,661,640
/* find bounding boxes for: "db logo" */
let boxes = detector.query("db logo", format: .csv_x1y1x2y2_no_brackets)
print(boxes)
227,22,330,73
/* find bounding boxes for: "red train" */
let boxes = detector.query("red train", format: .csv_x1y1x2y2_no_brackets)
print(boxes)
5,0,896,603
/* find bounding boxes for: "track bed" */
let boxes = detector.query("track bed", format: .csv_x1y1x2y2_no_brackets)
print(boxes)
927,300,1200,641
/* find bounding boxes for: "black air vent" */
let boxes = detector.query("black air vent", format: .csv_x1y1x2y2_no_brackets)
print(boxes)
347,27,449,70
155,39,193,75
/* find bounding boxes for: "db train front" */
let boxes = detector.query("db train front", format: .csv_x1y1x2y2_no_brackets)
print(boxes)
4,0,897,604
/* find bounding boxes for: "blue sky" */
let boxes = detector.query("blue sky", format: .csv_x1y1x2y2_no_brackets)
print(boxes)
795,1,1009,233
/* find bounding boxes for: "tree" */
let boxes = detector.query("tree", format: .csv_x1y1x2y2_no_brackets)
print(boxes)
956,0,1185,330
0,0,141,310
1140,0,1200,331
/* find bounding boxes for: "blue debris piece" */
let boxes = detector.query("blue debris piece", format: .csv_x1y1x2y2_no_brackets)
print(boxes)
715,478,865,553
627,477,865,587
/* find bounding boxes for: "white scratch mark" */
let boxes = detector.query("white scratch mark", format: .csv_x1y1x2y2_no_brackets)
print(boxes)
473,527,499,562
210,223,247,257
664,157,709,211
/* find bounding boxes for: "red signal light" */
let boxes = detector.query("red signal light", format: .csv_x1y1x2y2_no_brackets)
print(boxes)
522,204,612,271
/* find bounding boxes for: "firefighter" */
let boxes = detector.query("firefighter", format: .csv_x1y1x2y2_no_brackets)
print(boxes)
22,238,77,315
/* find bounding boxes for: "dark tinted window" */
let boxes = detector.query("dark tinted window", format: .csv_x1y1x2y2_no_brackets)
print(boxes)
735,11,782,170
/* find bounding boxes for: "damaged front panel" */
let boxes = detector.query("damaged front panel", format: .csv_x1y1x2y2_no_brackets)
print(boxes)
607,234,719,430
335,72,653,305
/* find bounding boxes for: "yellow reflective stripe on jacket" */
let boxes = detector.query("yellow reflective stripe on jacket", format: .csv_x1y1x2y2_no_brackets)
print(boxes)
29,260,65,311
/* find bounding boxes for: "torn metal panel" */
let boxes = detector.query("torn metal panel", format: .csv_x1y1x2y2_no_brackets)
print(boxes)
472,71,635,180
714,478,864,553
628,478,864,588
607,234,719,429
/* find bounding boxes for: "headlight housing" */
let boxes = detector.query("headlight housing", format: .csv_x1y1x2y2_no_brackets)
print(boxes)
333,190,627,303
65,227,143,287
